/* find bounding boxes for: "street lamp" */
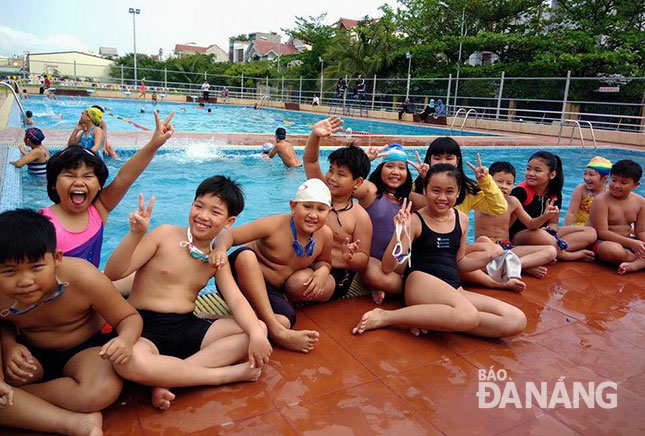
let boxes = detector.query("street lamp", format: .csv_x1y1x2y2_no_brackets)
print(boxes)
128,7,140,84
319,56,324,103
405,51,412,99
439,1,465,111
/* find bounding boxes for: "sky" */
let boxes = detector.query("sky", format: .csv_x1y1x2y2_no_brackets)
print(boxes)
0,0,399,59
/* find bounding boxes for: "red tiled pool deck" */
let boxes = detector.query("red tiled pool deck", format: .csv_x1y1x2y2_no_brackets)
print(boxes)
2,261,644,436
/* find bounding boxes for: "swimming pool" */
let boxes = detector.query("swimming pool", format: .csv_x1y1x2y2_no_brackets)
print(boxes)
10,95,495,136
19,146,644,270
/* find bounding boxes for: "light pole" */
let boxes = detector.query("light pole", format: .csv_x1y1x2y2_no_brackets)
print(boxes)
319,56,324,103
128,7,140,84
439,2,465,111
405,51,412,99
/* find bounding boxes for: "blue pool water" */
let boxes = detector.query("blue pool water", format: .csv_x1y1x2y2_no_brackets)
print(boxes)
10,95,494,136
20,146,644,270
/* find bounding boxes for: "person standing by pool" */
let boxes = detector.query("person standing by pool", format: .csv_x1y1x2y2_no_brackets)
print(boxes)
139,79,146,99
201,81,210,102
221,86,229,102
11,127,49,176
67,107,104,153
265,127,301,167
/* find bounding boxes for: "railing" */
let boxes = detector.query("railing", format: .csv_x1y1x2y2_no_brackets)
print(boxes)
557,120,597,149
0,82,28,127
449,108,467,134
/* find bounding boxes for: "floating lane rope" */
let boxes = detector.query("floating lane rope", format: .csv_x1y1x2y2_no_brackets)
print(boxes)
105,112,151,131
339,127,377,135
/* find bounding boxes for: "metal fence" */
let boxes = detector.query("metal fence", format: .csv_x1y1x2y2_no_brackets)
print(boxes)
10,60,645,133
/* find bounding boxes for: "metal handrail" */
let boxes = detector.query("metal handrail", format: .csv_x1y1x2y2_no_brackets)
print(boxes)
449,108,467,134
557,120,597,149
460,109,478,133
0,82,27,127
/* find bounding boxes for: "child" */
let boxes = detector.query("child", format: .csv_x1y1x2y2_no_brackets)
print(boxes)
21,88,29,99
0,209,142,416
104,177,270,409
211,179,334,353
90,105,118,159
67,107,104,153
266,127,301,167
151,90,158,105
303,116,373,300
352,165,526,337
475,162,558,282
24,110,34,125
43,110,174,269
11,127,49,176
510,151,597,261
564,156,611,226
590,159,645,274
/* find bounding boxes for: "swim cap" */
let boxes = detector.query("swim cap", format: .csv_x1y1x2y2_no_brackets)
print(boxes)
586,156,612,177
429,99,435,108
382,143,408,163
275,127,286,139
262,142,273,153
293,178,331,208
86,107,102,126
25,127,45,144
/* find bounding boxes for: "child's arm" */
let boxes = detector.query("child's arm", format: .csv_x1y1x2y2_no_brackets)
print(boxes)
462,154,507,215
343,212,372,271
382,199,415,274
215,264,272,368
302,227,334,300
96,111,174,216
67,127,82,146
456,212,494,271
10,148,41,168
590,195,645,256
564,184,584,226
267,144,278,159
0,346,15,408
0,323,37,384
514,197,560,230
303,116,343,180
90,128,103,153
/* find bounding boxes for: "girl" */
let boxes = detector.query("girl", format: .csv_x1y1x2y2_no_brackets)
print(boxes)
353,164,526,337
563,156,611,226
511,151,596,261
67,107,104,154
11,128,49,176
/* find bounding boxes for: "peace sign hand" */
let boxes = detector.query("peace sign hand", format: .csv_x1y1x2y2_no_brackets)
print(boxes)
465,153,489,180
129,193,155,234
543,198,559,219
393,198,412,227
150,110,175,148
407,151,429,180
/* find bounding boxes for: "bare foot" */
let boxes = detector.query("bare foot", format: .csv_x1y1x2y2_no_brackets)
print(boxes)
559,249,595,262
272,327,319,353
618,258,645,275
69,411,103,436
410,327,429,336
524,266,548,278
352,308,388,334
223,362,262,384
151,387,176,410
371,289,385,305
502,278,526,293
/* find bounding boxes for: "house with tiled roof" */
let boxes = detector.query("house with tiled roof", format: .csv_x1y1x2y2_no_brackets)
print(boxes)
173,44,228,63
338,18,360,30
244,40,299,62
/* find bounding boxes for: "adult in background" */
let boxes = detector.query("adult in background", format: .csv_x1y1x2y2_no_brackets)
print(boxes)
201,80,210,102
398,97,413,120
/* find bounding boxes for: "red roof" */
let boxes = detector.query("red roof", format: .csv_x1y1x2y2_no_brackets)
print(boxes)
174,44,207,53
340,18,359,29
251,40,298,56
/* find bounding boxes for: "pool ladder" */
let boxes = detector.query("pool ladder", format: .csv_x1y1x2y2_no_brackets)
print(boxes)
557,120,597,149
257,95,270,108
449,108,478,134
0,81,27,127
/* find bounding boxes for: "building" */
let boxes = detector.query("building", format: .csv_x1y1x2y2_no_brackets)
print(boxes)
99,47,118,58
26,51,114,80
244,40,299,62
173,44,228,63
338,18,360,30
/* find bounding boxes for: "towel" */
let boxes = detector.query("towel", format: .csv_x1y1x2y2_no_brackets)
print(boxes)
486,251,522,283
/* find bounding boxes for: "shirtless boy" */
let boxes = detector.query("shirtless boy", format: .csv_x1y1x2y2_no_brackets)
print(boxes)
211,179,334,353
104,177,271,409
475,162,558,284
266,127,301,167
303,116,373,300
0,209,142,433
590,159,645,274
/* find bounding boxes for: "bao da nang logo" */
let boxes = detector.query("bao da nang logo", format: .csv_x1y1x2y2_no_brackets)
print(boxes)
476,367,618,409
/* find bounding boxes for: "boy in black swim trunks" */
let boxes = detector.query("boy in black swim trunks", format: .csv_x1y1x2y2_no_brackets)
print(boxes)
210,178,335,354
104,176,271,410
0,209,141,431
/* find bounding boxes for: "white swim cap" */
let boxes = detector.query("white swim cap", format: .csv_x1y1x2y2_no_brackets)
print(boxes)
262,142,273,152
293,179,331,208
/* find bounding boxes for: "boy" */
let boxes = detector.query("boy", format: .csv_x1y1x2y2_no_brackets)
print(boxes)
0,209,141,416
24,110,34,125
211,179,334,353
474,162,559,285
266,127,301,167
104,177,271,410
590,159,645,274
303,116,373,300
564,156,611,226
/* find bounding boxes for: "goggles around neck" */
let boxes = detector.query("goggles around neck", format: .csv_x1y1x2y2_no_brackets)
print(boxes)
392,220,412,267
179,228,210,263
1,279,67,317
291,219,315,257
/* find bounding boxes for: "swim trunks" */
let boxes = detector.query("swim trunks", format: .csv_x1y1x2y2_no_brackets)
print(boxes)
139,310,213,359
17,330,116,382
495,240,515,251
591,237,636,254
330,268,357,301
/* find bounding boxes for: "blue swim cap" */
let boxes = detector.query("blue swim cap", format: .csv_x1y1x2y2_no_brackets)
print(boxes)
382,143,407,163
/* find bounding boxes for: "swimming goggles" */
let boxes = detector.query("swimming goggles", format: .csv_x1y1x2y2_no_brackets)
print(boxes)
291,219,315,257
179,228,210,263
331,198,354,227
1,278,68,317
392,220,412,267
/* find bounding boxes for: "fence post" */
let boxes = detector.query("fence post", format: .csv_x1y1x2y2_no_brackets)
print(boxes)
204,71,207,81
320,71,324,104
343,74,348,114
495,71,505,121
371,74,377,111
164,68,167,90
265,76,269,99
241,73,244,99
446,74,452,114
560,70,571,124
73,61,77,85
120,65,123,88
281,76,284,102
299,76,302,104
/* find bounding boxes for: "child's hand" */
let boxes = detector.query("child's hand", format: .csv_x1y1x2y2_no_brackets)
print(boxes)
629,239,645,259
542,198,559,219
342,237,359,262
365,146,383,162
0,381,14,408
408,151,429,180
312,116,343,138
393,198,412,227
208,249,228,270
466,153,489,180
99,337,133,365
3,343,37,383
302,269,329,300
149,110,175,148
248,333,272,369
129,194,155,234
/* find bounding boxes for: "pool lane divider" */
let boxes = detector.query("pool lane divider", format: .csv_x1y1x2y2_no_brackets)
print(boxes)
105,112,151,131
248,114,376,135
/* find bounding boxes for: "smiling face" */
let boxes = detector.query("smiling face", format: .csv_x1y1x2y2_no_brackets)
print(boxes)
189,194,236,241
55,162,101,213
525,158,555,190
608,174,639,199
430,153,459,167
325,163,360,198
492,171,515,197
424,172,459,213
289,201,330,235
0,251,61,308
381,161,408,191
583,168,607,193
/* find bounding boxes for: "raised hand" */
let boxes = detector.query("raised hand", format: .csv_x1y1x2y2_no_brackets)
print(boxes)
407,150,429,180
543,198,560,219
393,198,412,227
150,110,175,147
312,115,343,138
129,193,155,234
365,146,382,162
342,237,360,262
465,153,489,180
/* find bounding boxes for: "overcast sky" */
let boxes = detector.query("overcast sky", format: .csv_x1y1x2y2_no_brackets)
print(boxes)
0,0,399,58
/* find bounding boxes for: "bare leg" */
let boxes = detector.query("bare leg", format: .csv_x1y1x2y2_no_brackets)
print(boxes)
358,257,404,304
460,270,526,293
284,268,335,303
618,257,645,274
0,388,102,436
596,241,645,274
459,288,526,337
510,245,557,278
513,228,594,262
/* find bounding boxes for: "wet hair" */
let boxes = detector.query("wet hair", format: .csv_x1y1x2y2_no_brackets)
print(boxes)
0,209,57,264
25,110,33,117
194,175,245,217
207,108,212,113
424,163,463,190
414,137,480,205
368,161,412,201
528,151,563,196
611,159,642,183
46,147,109,203
489,161,516,179
328,145,370,180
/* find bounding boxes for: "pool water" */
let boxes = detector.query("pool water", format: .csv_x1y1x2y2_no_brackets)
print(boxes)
21,146,644,270
10,95,494,136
